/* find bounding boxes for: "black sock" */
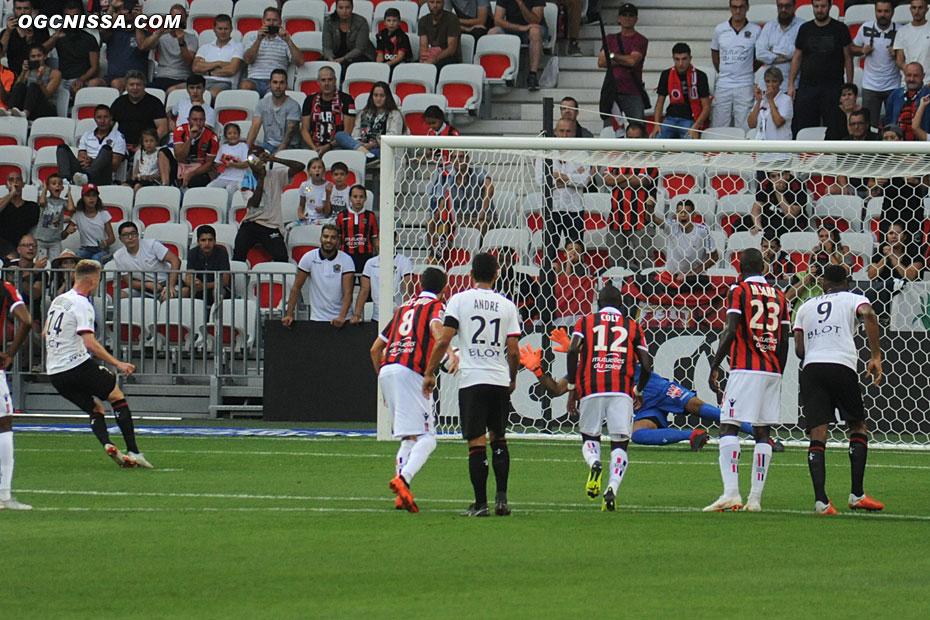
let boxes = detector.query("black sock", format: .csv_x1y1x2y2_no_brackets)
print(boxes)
490,439,509,495
113,399,139,454
849,433,868,497
468,446,488,506
90,413,111,446
808,441,828,504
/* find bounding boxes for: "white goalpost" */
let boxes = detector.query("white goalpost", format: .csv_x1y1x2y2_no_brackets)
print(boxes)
378,136,930,448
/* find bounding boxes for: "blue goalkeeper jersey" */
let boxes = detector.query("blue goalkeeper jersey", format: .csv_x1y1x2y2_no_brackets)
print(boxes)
564,368,696,427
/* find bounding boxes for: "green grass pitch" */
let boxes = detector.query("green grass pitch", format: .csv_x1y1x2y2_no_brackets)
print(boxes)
5,433,930,619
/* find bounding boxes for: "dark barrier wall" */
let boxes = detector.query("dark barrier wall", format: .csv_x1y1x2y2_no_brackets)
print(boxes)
264,321,379,422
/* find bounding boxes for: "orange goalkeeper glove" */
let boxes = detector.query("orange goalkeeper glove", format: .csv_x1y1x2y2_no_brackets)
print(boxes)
550,327,571,353
519,344,544,377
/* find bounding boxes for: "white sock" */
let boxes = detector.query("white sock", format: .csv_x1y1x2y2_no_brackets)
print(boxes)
395,439,415,476
400,434,436,484
607,447,628,494
582,439,601,467
749,442,773,500
0,431,13,502
718,435,741,497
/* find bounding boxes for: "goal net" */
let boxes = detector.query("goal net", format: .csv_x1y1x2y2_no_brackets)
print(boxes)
378,136,930,449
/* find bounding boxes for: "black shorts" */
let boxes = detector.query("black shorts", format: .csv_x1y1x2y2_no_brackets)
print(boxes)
459,384,511,441
800,363,865,431
49,359,117,415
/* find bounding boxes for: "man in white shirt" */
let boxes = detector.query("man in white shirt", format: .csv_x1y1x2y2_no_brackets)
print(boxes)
56,104,126,185
793,264,884,514
852,0,902,126
893,0,930,77
192,14,245,100
45,259,152,468
282,223,356,327
755,0,802,94
111,221,183,300
240,6,304,97
423,252,521,517
169,74,217,130
710,0,761,130
534,118,592,243
352,252,415,323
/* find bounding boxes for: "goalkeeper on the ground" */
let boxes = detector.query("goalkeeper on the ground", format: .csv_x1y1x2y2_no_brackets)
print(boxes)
522,329,783,451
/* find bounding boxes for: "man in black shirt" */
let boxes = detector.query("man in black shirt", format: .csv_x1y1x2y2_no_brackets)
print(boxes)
51,1,106,98
0,0,52,78
109,69,169,150
788,0,853,134
0,172,39,251
185,225,231,306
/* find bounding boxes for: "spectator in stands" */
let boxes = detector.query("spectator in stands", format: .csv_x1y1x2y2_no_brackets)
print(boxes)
851,0,901,126
185,225,230,306
110,69,170,151
35,173,71,261
376,8,413,70
100,0,149,92
755,0,801,95
596,4,648,123
748,67,793,141
710,0,761,132
350,82,404,159
112,221,184,300
490,0,548,90
884,62,930,140
824,83,862,140
296,157,333,225
0,0,52,80
912,95,930,140
140,3,197,93
283,223,356,327
130,128,162,191
50,249,78,296
761,235,789,279
0,173,39,256
241,6,304,97
70,184,115,263
749,170,807,236
352,251,415,324
0,64,14,113
446,0,492,41
864,222,924,319
335,184,379,273
785,262,824,317
560,96,593,137
301,66,367,156
603,122,656,270
893,0,930,77
192,14,244,101
810,225,853,271
209,124,250,208
534,118,591,242
159,105,218,189
844,108,877,143
832,109,879,195
554,240,591,277
442,149,496,235
5,43,59,120
328,162,352,215
873,164,925,254
246,68,302,155
169,74,217,131
8,234,45,315
788,0,853,135
419,0,462,70
233,150,305,263
651,42,711,139
323,0,375,77
52,1,105,99
57,104,127,186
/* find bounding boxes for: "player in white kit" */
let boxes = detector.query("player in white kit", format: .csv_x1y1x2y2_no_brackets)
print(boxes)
45,260,153,468
423,253,521,517
794,264,884,514
0,281,34,509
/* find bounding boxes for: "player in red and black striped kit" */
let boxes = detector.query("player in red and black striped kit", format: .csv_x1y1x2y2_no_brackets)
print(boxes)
566,285,652,511
706,248,790,513
370,267,448,513
335,184,379,273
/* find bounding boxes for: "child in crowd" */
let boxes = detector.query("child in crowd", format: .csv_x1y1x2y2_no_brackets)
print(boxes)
297,157,334,225
328,161,352,217
423,105,460,173
335,184,379,273
131,128,162,191
36,173,73,260
208,123,250,209
68,183,115,263
554,240,591,277
376,8,412,72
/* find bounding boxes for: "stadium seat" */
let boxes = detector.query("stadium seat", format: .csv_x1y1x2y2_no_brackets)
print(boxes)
474,34,521,85
28,117,77,151
231,119,263,142
72,87,120,121
292,31,324,63
716,193,754,236
400,93,447,135
747,3,776,25
351,0,375,26
542,2,558,52
813,195,865,232
145,88,167,105
281,188,302,224
0,145,31,182
701,127,745,140
658,169,702,199
287,223,323,262
133,186,182,228
249,262,297,315
142,0,174,15
165,89,214,117
275,148,318,190
894,3,911,23
706,171,751,198
482,227,529,263
233,0,269,35
188,0,234,34
209,223,239,256
372,0,416,32
724,231,762,267
181,187,229,229
0,116,28,146
865,196,883,241
112,298,158,349
98,185,134,225
208,299,259,351
437,64,484,115
322,150,366,185
796,126,827,141
796,3,839,21
32,146,62,184
460,33,475,64
228,259,250,294
144,222,191,259
214,90,260,126
841,231,874,273
230,191,249,224
285,89,308,109
343,62,391,100
293,61,342,96
283,0,327,32
780,231,819,270
156,298,207,351
710,230,727,266
390,63,436,104
582,193,610,230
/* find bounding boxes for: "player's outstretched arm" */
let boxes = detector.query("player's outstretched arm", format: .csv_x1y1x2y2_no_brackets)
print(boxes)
549,327,570,352
858,303,883,386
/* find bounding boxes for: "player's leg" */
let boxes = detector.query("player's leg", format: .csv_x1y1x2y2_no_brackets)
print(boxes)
745,424,773,512
392,436,415,509
836,370,884,511
488,386,512,516
685,396,754,438
578,396,605,500
602,395,634,512
105,382,151,468
0,388,31,509
630,416,698,448
801,364,835,514
382,365,432,512
459,386,490,516
637,378,709,449
808,423,833,514
703,422,743,513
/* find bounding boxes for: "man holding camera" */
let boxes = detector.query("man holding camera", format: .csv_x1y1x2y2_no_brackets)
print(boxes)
240,6,304,97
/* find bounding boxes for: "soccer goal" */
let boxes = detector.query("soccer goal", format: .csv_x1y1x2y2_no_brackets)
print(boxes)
378,135,930,449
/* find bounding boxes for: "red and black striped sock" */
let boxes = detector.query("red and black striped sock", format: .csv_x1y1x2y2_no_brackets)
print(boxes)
468,446,488,506
849,433,868,497
808,440,828,504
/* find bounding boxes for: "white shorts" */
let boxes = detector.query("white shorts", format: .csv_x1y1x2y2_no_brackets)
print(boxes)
721,370,782,426
578,393,634,440
379,364,435,438
0,371,12,417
